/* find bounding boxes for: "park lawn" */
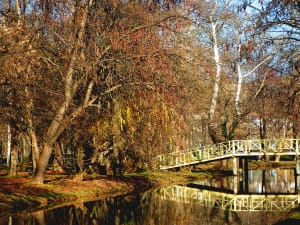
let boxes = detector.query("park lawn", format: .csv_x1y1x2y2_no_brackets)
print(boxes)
0,170,209,216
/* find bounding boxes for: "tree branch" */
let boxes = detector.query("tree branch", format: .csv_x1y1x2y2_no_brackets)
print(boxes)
242,55,272,78
254,72,267,99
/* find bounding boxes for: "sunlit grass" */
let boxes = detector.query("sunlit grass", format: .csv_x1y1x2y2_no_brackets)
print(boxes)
290,207,300,219
0,170,211,215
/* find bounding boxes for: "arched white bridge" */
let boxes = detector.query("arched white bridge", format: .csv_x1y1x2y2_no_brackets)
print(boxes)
155,139,300,170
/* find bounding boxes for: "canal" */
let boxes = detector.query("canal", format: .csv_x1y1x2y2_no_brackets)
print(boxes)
0,169,299,225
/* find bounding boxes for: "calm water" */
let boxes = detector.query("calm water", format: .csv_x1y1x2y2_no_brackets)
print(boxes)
0,169,299,225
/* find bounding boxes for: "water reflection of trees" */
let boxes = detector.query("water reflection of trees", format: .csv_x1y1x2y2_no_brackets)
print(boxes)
197,168,296,194
0,191,291,225
249,169,295,194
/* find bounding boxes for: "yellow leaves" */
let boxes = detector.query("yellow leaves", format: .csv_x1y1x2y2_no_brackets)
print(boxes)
126,106,132,123
118,106,134,132
119,112,125,132
91,120,110,148
90,94,177,158
162,101,170,130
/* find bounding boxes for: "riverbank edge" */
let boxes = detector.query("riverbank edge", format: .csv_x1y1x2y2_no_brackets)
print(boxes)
0,170,211,216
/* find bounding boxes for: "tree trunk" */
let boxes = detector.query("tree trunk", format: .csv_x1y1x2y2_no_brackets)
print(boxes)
259,117,266,139
30,129,40,172
77,146,84,173
208,123,223,144
53,143,64,172
7,124,11,166
9,144,18,176
293,121,298,139
32,143,53,184
32,211,46,225
32,0,94,184
1,0,9,27
209,21,221,120
235,45,243,117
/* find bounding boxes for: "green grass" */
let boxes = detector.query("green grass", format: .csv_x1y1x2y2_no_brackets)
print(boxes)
290,207,300,219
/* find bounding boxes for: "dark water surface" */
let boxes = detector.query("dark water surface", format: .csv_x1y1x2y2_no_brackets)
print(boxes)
1,169,300,225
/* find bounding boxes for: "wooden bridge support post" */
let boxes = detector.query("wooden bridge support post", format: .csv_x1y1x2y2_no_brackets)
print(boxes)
233,175,239,194
296,157,300,192
233,157,249,194
239,158,243,175
233,157,239,176
233,157,239,194
296,157,300,176
297,176,300,192
243,158,249,193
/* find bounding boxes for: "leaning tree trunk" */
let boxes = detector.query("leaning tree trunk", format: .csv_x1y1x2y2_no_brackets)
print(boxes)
77,146,84,173
32,0,94,184
32,143,53,183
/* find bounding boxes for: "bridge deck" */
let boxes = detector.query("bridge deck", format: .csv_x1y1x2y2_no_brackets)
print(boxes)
156,139,300,170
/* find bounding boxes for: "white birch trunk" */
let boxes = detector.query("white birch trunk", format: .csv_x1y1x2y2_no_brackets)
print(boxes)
209,21,221,120
7,124,11,166
234,53,272,117
235,44,243,117
15,0,21,16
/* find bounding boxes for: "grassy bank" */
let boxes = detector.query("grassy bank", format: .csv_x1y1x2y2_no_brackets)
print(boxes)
0,160,296,217
0,170,210,216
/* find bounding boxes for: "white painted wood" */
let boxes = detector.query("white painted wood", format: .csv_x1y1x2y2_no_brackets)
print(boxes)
156,139,300,170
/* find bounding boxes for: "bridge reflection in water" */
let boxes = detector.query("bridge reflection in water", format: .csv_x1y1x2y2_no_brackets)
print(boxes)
157,185,300,212
155,169,300,212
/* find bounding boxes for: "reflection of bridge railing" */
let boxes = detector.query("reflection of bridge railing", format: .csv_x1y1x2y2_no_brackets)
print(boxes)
156,185,300,212
156,139,300,170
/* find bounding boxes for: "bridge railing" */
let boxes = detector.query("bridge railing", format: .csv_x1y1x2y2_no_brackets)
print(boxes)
156,150,198,169
156,139,300,169
229,139,299,155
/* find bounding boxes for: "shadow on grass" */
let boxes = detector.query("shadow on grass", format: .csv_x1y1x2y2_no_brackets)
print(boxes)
0,183,70,216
